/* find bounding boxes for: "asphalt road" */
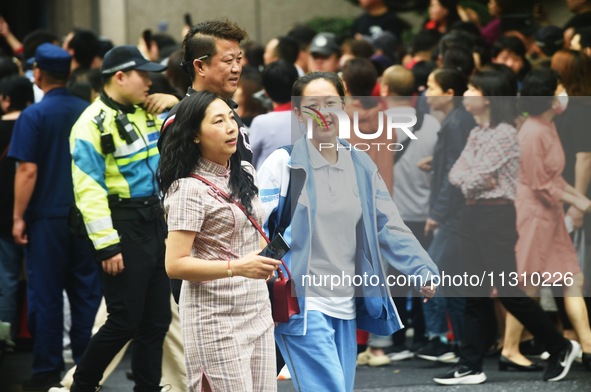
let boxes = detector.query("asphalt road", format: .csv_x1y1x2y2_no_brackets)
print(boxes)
2,346,590,391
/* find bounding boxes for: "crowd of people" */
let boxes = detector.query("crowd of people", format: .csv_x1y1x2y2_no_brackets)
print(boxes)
1,0,591,391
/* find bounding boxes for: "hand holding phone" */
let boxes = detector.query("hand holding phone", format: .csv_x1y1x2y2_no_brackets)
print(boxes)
260,232,290,260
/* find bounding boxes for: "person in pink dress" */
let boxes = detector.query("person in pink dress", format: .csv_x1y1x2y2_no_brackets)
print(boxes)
502,68,591,371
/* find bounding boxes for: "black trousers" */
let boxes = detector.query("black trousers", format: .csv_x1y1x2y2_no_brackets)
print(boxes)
458,204,567,371
72,213,171,392
390,221,431,346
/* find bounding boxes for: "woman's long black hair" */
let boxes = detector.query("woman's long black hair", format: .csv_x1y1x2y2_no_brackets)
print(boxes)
157,91,258,213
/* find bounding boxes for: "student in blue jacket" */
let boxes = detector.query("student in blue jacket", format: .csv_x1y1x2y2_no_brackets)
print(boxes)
257,72,439,392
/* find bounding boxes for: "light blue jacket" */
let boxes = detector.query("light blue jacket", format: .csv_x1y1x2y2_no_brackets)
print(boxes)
257,138,439,336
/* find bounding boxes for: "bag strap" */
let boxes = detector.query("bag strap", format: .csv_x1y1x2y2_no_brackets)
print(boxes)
189,173,292,279
270,145,305,240
275,145,293,238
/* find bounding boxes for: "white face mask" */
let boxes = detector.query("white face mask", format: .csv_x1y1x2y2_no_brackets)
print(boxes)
556,90,569,114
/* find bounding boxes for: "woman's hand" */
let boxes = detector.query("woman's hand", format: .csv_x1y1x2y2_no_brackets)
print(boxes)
567,205,585,230
232,250,281,279
417,156,433,172
575,198,591,214
424,218,439,237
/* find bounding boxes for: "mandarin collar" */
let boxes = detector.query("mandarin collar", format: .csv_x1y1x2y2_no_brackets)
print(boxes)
196,158,231,177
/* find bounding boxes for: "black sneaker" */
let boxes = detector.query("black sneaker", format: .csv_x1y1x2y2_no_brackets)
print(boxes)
416,337,458,363
22,371,61,391
544,340,581,382
410,337,429,352
520,338,547,357
70,382,102,392
433,365,487,385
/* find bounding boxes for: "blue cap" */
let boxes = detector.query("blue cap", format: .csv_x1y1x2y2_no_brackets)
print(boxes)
101,45,166,75
30,43,72,75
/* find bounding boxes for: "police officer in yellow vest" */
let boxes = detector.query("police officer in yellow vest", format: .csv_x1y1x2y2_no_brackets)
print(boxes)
69,45,172,392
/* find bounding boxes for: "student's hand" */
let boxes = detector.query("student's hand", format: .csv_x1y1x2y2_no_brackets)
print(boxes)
417,156,433,172
420,281,437,303
144,93,179,114
102,253,125,276
424,218,439,237
233,250,281,279
12,217,28,245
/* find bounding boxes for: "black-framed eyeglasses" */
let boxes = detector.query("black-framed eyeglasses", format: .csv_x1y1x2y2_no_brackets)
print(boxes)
180,54,210,73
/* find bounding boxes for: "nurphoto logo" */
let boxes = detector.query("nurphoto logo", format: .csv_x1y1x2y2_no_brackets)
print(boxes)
303,106,418,151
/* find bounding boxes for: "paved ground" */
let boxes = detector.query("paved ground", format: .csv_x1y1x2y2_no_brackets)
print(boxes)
2,343,590,392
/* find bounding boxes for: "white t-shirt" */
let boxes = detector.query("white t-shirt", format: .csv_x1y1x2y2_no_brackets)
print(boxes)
305,140,361,320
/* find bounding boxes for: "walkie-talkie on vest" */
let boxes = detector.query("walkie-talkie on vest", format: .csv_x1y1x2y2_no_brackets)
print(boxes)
93,110,115,154
115,113,139,144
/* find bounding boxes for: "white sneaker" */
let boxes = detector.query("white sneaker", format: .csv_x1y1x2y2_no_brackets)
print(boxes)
388,349,414,361
277,364,292,380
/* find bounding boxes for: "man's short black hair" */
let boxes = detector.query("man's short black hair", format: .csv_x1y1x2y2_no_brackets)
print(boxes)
412,30,440,55
442,45,475,79
67,29,100,69
341,58,378,97
287,24,317,50
262,60,298,104
274,36,300,64
182,19,247,81
492,36,526,59
22,30,58,61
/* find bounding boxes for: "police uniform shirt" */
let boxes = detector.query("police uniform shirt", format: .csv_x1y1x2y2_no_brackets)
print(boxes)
8,87,89,220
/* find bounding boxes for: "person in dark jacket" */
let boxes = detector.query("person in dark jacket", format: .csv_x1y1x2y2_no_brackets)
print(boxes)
416,68,475,363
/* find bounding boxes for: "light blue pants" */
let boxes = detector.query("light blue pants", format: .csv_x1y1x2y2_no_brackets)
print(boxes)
276,311,357,392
